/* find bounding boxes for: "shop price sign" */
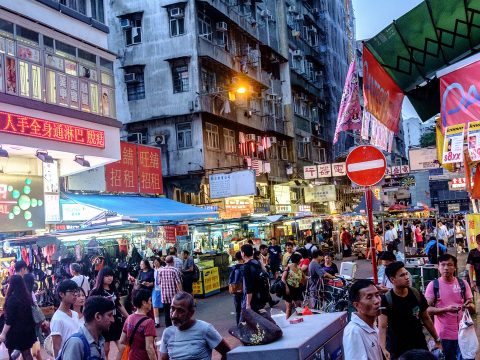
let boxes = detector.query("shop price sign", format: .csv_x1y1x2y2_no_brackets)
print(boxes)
0,111,105,148
467,121,480,162
137,145,163,194
163,225,177,243
443,124,465,164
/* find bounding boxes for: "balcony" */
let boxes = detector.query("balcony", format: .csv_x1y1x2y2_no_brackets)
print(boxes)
262,115,285,134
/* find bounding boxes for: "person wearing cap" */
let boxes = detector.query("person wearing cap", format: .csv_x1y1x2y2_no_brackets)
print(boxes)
51,280,81,357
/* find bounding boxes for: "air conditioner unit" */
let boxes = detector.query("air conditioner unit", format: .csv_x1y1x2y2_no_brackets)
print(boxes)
154,134,166,145
246,134,256,141
260,9,271,18
287,5,297,13
124,73,137,83
295,14,303,20
120,18,131,28
216,22,228,31
302,137,311,143
170,7,184,18
268,136,277,144
293,50,303,57
281,140,287,147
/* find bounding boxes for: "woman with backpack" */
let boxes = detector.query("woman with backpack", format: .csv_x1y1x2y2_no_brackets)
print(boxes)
117,289,157,360
282,253,306,318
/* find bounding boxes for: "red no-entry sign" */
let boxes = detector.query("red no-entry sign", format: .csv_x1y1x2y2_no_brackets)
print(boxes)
346,145,387,187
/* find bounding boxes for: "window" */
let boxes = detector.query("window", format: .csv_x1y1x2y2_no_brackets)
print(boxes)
122,13,142,46
280,144,288,160
315,147,326,163
19,61,30,97
78,49,96,66
90,0,105,23
224,128,236,153
198,13,212,41
124,65,145,101
169,7,185,37
205,122,219,149
268,143,278,159
60,0,87,14
177,122,192,149
201,69,216,93
171,61,189,93
16,26,39,45
56,40,76,59
0,19,14,37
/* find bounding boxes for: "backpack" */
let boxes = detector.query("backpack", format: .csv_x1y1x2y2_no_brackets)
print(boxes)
304,244,315,259
193,264,200,282
56,333,102,360
249,260,269,306
432,277,466,306
384,287,422,313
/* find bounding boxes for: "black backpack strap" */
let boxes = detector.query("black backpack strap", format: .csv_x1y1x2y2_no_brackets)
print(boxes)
433,279,440,306
129,317,149,346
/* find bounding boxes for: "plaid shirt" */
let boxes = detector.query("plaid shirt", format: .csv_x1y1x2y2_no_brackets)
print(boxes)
157,266,182,303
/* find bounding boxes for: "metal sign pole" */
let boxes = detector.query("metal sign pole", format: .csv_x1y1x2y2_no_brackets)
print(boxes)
366,187,378,284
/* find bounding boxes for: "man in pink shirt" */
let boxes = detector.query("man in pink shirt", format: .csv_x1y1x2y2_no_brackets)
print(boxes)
425,254,475,360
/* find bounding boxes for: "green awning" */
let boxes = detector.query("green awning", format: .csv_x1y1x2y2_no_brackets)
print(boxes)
365,0,480,120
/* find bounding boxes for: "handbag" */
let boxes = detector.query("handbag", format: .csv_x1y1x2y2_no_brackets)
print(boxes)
120,316,149,360
32,304,46,324
228,283,243,294
458,310,479,359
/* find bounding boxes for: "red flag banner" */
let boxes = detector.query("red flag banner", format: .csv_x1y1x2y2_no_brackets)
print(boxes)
362,47,404,133
440,60,480,130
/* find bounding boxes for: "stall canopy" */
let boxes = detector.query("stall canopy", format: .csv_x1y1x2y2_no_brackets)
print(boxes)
365,0,480,120
64,194,218,222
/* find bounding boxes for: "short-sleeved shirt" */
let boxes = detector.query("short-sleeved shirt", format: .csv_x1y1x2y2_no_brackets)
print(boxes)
50,309,81,348
122,314,156,360
308,260,326,291
138,269,155,290
282,252,293,268
71,275,90,295
160,320,223,360
321,262,338,276
267,245,281,265
60,325,105,360
415,227,423,242
158,266,182,304
343,313,382,360
173,256,184,271
380,289,428,355
425,277,473,340
182,256,194,275
467,249,480,286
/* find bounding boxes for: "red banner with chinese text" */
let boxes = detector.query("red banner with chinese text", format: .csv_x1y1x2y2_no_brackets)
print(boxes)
137,145,163,194
440,60,480,130
362,47,404,133
105,142,163,194
105,142,139,193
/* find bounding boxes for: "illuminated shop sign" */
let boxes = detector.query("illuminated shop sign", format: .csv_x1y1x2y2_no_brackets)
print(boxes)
0,111,105,148
0,175,44,231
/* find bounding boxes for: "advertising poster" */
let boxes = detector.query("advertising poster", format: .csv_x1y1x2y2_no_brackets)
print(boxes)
5,57,16,94
442,124,465,164
409,148,439,170
466,214,480,251
0,175,44,231
467,121,480,162
209,170,256,199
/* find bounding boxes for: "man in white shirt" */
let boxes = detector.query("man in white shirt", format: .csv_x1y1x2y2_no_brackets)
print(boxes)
343,279,383,360
70,263,90,296
51,280,81,357
384,225,395,252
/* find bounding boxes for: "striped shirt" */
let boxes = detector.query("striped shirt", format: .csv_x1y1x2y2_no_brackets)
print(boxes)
157,266,182,303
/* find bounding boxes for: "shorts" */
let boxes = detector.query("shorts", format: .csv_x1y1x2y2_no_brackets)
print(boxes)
152,289,163,308
284,284,303,303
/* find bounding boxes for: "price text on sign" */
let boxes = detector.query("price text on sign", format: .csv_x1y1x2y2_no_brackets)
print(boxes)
442,124,464,164
0,111,105,148
345,145,387,187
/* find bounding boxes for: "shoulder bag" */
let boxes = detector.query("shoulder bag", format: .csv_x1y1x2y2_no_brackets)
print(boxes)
120,316,149,360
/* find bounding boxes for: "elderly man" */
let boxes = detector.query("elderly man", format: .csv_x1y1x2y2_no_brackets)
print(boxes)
158,255,182,327
160,292,230,360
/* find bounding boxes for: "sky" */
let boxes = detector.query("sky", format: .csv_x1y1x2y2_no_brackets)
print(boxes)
352,0,423,119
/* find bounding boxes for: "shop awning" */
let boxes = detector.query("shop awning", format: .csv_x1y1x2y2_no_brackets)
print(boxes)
64,194,218,222
365,0,480,120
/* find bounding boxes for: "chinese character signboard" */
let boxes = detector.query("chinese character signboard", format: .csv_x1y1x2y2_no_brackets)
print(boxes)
209,170,256,199
137,145,163,194
304,185,336,203
303,166,318,179
105,142,163,194
0,111,105,148
317,164,332,178
0,175,45,231
332,163,346,177
221,196,254,219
